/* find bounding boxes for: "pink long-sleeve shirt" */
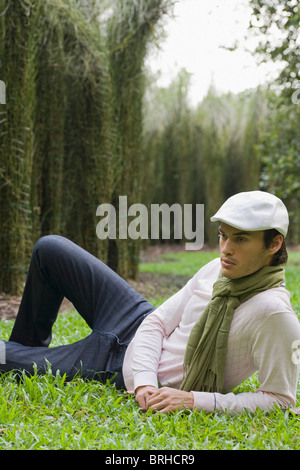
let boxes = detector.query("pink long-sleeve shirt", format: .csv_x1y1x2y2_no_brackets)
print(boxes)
122,258,300,415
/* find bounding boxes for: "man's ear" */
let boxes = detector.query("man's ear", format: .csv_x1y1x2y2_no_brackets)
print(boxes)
269,234,283,255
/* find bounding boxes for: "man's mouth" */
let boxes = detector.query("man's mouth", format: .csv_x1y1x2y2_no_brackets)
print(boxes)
221,258,236,268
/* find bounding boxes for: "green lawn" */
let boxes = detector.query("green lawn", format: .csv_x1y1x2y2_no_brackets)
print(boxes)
0,250,300,450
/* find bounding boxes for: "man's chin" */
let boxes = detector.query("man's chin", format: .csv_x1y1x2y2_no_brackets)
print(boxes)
221,267,238,279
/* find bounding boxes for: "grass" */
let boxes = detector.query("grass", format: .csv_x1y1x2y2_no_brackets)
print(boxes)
0,249,300,450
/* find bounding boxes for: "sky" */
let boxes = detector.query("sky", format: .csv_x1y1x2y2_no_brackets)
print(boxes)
146,0,282,106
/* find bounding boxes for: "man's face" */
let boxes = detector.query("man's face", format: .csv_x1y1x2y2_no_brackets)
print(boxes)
218,223,274,279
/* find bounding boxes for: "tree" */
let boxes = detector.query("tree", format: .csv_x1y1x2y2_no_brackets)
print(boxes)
249,0,300,94
106,0,174,277
143,75,266,247
258,92,300,244
0,0,173,294
0,0,39,294
249,0,300,244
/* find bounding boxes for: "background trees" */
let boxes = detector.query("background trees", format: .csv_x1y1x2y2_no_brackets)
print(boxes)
143,78,268,246
0,0,173,294
142,0,299,247
0,1,38,294
0,0,298,295
107,0,174,278
249,0,300,244
249,0,300,93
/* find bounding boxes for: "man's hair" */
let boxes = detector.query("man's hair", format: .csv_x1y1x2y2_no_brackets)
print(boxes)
263,229,288,266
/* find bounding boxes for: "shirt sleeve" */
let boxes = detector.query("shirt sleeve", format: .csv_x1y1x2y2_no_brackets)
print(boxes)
253,312,300,405
193,312,300,415
131,275,196,390
192,390,286,415
130,258,220,391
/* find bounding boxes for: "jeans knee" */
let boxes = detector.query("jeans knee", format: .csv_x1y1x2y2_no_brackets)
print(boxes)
33,235,66,259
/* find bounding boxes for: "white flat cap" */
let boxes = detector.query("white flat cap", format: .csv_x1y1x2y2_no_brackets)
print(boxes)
210,191,289,237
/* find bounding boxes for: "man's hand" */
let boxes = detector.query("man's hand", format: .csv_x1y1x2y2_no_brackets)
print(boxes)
135,385,194,414
135,385,157,411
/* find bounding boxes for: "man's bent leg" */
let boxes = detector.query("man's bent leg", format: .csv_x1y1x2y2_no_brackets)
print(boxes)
9,235,155,348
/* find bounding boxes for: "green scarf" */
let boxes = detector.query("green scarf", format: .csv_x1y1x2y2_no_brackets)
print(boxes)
180,264,285,393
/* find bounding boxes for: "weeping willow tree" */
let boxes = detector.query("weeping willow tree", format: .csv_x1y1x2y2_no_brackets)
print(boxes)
143,76,267,247
106,0,174,278
31,7,66,238
0,0,174,294
142,69,204,244
0,0,39,294
0,0,114,294
39,2,114,259
258,91,300,245
192,87,267,245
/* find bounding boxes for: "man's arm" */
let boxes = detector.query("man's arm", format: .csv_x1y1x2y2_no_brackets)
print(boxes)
129,259,220,395
130,274,197,392
136,312,300,416
191,312,300,415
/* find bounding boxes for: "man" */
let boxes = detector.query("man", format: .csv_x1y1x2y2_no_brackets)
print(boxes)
2,191,300,415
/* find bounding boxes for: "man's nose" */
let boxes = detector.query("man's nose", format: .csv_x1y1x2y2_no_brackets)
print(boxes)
222,238,234,255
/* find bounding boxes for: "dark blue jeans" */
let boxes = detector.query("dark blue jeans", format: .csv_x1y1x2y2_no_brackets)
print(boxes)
1,236,155,388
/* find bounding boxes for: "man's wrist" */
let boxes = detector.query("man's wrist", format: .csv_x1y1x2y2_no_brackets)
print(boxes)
133,370,158,391
191,391,216,411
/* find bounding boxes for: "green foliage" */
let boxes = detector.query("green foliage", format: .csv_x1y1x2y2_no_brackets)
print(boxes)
249,0,300,94
142,0,300,249
139,251,218,277
257,91,300,244
248,0,300,244
0,0,39,293
0,0,114,292
0,0,173,294
143,76,267,246
1,0,299,296
106,0,175,278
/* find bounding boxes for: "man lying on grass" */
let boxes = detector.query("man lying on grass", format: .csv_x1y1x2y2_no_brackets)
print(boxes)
2,191,300,415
